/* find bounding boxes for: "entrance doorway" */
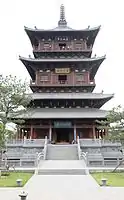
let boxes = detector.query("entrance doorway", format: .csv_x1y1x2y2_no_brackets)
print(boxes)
56,128,70,143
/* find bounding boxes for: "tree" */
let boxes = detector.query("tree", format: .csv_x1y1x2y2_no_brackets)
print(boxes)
97,105,124,140
0,75,30,148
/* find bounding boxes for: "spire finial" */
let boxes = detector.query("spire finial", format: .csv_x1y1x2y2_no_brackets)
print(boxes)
58,4,67,27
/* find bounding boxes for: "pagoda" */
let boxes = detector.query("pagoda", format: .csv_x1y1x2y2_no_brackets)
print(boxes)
18,5,113,143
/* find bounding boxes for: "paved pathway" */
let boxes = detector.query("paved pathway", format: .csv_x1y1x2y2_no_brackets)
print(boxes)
0,160,124,200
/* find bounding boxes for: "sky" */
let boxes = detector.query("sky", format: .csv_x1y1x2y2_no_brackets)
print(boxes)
0,0,124,110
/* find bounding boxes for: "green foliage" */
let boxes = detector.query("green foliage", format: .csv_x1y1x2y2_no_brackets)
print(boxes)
0,123,5,149
0,75,30,148
0,75,30,123
97,105,124,140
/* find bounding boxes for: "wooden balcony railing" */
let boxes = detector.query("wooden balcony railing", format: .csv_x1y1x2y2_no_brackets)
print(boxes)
30,80,95,87
33,45,92,52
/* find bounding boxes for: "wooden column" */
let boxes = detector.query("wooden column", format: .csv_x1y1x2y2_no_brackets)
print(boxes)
74,123,77,141
49,121,52,142
21,129,24,139
92,125,96,139
30,125,33,139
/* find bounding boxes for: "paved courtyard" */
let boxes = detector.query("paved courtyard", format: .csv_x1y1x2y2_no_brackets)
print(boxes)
0,161,124,200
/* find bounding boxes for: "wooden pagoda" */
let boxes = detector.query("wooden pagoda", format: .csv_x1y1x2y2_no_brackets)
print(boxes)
18,4,113,143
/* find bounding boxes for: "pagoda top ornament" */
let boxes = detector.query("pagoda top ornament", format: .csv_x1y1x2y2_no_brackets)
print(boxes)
58,4,67,27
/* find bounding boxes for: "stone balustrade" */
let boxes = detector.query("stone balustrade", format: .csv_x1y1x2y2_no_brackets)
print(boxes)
6,139,45,147
79,139,121,147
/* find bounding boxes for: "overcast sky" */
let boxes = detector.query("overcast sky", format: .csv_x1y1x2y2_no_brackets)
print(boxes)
0,0,123,110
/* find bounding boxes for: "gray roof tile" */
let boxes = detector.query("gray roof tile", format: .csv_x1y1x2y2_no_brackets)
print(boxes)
15,108,108,119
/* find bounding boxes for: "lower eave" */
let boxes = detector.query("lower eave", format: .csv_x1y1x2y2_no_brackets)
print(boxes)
13,108,108,119
29,92,114,100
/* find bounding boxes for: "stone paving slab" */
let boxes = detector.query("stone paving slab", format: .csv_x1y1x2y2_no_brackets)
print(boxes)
39,160,86,169
0,188,21,200
0,160,124,200
0,175,124,200
24,175,124,200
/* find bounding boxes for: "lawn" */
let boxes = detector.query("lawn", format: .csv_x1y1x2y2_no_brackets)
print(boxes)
0,172,33,187
92,172,124,187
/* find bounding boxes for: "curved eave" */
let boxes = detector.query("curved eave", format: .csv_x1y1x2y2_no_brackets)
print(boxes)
19,55,105,80
19,57,35,80
19,55,105,63
29,93,113,108
90,56,105,79
24,25,101,46
29,92,114,100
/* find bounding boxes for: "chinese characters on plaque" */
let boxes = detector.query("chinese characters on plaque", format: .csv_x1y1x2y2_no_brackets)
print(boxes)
55,68,70,74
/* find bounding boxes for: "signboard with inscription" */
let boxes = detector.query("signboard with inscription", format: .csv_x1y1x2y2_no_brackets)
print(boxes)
54,121,72,128
55,68,70,74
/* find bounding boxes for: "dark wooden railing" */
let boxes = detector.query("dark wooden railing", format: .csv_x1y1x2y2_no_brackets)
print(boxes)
33,45,92,52
30,80,95,87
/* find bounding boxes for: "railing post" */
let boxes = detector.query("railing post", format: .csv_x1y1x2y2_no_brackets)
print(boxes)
77,136,81,160
74,123,77,142
49,122,52,142
43,136,48,160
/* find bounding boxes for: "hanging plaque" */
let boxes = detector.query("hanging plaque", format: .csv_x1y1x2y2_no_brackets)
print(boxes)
55,68,70,74
54,121,72,128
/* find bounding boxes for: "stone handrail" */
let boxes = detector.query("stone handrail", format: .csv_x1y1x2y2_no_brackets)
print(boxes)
77,136,88,163
35,136,48,174
77,136,82,160
77,136,88,174
43,136,48,160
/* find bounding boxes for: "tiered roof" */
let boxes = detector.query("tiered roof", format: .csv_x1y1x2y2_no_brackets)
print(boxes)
24,4,100,48
18,5,113,120
24,26,100,47
19,56,105,80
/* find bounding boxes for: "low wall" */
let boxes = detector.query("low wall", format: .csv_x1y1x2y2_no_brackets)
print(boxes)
2,146,44,167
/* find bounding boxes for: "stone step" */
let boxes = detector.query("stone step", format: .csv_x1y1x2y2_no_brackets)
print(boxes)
46,145,78,160
37,168,87,175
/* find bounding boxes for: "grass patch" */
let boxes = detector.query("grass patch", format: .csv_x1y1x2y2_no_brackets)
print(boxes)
92,172,124,187
0,172,33,187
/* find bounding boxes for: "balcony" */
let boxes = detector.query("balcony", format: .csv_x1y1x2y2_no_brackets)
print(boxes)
30,80,95,87
33,45,92,52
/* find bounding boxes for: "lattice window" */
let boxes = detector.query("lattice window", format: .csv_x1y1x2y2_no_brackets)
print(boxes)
40,75,48,81
75,43,82,49
76,74,84,81
44,43,51,49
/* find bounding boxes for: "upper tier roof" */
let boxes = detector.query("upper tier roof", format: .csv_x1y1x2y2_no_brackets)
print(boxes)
19,56,105,80
29,92,113,108
24,4,100,46
24,26,100,46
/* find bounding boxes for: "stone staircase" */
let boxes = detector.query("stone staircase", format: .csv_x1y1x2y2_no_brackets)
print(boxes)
37,160,88,175
37,168,87,175
46,144,78,160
